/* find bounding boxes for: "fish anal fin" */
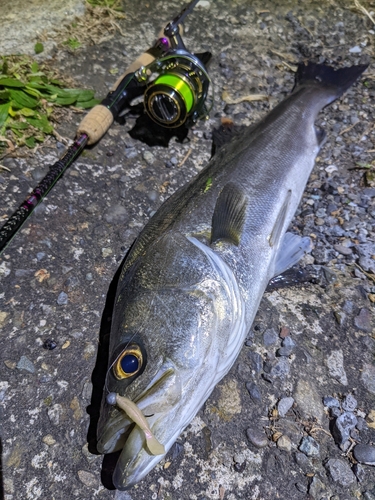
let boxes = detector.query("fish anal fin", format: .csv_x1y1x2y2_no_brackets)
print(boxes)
273,232,312,277
268,190,292,248
211,183,247,246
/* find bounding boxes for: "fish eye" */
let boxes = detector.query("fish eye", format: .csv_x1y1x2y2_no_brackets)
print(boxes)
113,344,143,380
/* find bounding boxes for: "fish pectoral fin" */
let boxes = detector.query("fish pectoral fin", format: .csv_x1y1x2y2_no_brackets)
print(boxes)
273,232,312,277
211,182,247,246
315,126,326,146
268,190,292,248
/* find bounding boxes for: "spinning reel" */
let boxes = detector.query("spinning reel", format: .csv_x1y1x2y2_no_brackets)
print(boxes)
100,0,212,145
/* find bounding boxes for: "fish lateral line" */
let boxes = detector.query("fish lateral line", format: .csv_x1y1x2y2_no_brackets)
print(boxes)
106,392,166,456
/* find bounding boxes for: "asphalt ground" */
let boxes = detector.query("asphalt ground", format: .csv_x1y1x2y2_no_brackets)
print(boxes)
0,1,375,499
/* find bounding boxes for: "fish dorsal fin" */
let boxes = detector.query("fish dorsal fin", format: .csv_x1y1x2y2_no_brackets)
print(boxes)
273,232,312,277
268,190,292,248
211,183,247,246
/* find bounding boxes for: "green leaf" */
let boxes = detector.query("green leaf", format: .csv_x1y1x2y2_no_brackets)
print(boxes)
9,121,29,130
9,89,38,108
31,61,39,73
34,42,44,55
43,84,81,98
25,115,53,133
17,107,36,117
63,38,81,50
0,102,10,128
55,95,78,105
75,89,96,102
25,136,36,148
0,77,25,88
12,128,23,138
75,98,101,109
26,81,47,90
23,86,44,98
0,89,10,101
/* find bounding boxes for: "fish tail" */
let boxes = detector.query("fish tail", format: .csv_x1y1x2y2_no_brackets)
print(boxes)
294,62,368,104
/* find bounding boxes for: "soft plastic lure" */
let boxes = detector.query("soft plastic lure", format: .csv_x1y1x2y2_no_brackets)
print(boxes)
106,392,165,456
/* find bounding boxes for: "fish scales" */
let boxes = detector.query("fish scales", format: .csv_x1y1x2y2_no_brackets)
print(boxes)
97,62,367,489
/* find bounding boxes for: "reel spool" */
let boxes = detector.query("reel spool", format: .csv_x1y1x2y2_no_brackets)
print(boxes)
143,52,211,128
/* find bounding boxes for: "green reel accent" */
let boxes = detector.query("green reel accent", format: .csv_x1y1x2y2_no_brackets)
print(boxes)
154,74,194,112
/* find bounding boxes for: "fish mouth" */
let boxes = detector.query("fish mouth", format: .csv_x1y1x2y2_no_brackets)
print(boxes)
97,364,183,490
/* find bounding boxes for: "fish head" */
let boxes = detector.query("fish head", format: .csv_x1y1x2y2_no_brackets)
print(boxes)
97,316,214,489
97,233,244,489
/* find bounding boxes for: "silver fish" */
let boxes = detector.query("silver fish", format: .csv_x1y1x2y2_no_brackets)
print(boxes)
97,62,367,489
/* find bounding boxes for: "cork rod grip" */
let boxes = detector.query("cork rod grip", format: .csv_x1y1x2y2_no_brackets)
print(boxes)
77,30,166,145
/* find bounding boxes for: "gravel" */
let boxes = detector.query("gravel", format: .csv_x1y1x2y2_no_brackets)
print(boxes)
0,0,374,498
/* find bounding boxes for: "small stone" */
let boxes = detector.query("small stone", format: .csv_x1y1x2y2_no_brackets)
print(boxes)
342,394,357,412
326,349,348,385
356,416,368,431
354,308,372,333
263,328,278,346
276,346,294,356
332,412,357,445
142,150,155,165
0,312,9,328
352,463,366,482
42,435,56,446
83,343,96,360
43,339,57,350
325,458,356,486
299,436,320,457
197,0,210,8
279,326,290,338
277,435,292,452
308,476,327,499
330,407,342,418
334,244,352,256
294,379,324,424
56,292,68,306
4,360,16,370
323,396,340,408
349,45,361,53
247,351,263,373
77,470,98,488
246,382,262,403
47,404,63,426
104,204,127,224
361,363,375,395
356,242,375,273
268,357,290,379
353,444,375,466
101,247,113,258
246,427,268,449
16,355,35,374
282,336,296,348
81,380,93,401
278,397,294,417
85,272,94,281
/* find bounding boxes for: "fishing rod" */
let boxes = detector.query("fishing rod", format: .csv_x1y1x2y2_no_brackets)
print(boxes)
0,0,212,255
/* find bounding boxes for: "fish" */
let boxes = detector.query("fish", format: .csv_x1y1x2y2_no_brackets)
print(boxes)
96,62,367,489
